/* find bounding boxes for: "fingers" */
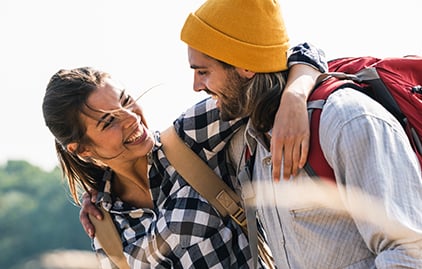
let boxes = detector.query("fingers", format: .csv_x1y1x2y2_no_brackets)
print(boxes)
89,189,99,203
284,140,299,180
79,209,95,238
271,140,282,182
298,135,310,170
271,134,309,181
271,89,310,181
79,191,103,238
281,137,294,180
271,135,296,181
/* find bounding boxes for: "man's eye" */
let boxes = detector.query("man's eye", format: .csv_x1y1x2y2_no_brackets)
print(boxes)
197,70,207,76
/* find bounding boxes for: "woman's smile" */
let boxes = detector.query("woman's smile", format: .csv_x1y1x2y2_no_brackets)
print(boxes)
124,124,148,145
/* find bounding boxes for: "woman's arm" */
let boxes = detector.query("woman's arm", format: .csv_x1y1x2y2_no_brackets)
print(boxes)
272,43,327,181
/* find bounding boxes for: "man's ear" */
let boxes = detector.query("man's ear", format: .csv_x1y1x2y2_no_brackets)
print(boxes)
236,68,255,79
66,142,92,158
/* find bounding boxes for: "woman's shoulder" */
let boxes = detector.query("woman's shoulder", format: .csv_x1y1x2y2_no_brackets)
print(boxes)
173,97,247,149
173,97,220,137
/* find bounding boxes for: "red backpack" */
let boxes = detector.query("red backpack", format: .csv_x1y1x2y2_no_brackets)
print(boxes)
305,56,422,180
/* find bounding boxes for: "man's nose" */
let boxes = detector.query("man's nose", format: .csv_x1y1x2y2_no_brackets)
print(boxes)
193,74,205,92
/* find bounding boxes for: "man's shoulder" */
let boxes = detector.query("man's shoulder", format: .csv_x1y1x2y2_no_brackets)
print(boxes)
322,88,397,125
318,88,405,152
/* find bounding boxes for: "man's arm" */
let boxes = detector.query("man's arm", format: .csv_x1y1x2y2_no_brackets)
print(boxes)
79,190,102,238
271,42,327,181
272,64,321,181
321,89,422,266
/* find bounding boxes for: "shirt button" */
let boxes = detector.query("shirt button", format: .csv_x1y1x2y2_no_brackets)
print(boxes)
262,157,272,167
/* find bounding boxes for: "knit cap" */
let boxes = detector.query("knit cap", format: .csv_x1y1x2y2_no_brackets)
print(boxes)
180,0,290,72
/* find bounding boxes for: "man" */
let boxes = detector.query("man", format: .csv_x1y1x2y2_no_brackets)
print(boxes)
180,0,325,181
179,0,422,268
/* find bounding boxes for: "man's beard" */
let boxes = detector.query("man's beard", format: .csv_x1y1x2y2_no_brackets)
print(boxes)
218,70,250,121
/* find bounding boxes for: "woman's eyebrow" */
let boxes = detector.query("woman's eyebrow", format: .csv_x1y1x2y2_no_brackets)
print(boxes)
96,113,110,128
94,89,127,127
119,89,125,101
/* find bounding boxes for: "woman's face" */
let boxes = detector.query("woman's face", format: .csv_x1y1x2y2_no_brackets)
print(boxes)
78,78,155,164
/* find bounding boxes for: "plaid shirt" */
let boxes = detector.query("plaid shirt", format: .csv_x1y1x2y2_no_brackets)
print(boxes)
94,107,252,268
93,42,327,268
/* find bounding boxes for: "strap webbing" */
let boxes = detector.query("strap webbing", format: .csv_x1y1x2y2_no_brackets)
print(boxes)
238,146,276,269
89,207,130,269
160,127,247,229
238,166,259,267
90,126,273,269
161,126,275,269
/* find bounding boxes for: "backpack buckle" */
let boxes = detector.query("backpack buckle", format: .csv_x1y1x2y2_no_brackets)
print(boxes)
231,207,247,229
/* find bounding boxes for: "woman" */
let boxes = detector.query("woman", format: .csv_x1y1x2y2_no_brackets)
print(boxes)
42,47,326,268
43,67,257,268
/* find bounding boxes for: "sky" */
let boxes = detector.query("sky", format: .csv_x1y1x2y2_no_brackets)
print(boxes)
1,0,421,172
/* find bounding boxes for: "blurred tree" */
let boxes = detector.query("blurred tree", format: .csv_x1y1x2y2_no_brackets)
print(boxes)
0,160,92,269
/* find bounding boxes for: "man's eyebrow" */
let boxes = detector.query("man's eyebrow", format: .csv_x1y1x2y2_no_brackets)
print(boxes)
190,64,205,69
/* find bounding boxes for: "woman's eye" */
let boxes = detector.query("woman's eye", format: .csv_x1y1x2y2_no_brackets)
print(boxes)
122,95,131,106
102,116,115,130
122,95,136,110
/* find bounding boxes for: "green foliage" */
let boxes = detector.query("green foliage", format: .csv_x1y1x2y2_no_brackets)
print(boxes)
0,160,92,269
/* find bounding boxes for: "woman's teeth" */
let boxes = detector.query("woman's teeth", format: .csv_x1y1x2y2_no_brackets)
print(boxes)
125,130,143,144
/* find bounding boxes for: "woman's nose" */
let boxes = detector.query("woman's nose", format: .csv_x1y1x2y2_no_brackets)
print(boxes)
121,110,140,129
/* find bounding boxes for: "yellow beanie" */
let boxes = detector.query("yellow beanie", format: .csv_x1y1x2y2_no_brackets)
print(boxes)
180,0,290,72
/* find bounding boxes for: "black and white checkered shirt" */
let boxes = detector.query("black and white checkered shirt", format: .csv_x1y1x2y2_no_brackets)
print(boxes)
94,106,252,268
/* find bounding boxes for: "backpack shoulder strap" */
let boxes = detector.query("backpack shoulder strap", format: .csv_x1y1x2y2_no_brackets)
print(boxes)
160,126,275,269
306,75,361,181
160,126,247,229
88,207,130,269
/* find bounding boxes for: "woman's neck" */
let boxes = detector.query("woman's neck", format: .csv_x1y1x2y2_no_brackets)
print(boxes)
110,156,154,209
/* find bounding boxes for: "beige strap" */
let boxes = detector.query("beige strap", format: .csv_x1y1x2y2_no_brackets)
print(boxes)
89,207,130,269
160,126,247,229
88,126,270,269
161,126,275,269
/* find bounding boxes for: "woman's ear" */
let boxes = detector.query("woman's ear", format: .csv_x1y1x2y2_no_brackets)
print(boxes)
236,68,256,79
66,142,106,166
66,142,92,158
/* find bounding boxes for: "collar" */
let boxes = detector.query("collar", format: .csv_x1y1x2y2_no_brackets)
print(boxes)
244,119,272,154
